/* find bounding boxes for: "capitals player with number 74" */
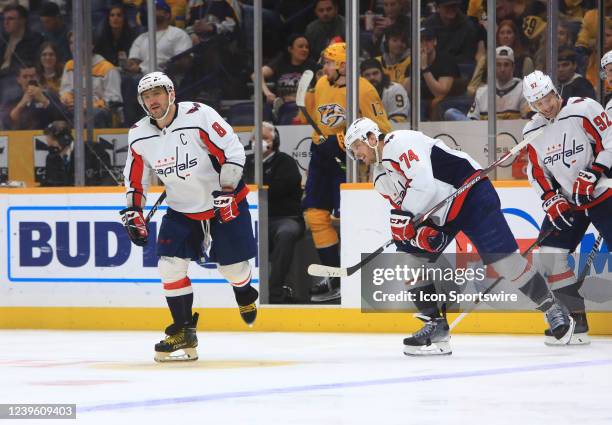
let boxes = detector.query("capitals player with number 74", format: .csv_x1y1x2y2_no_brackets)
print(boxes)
121,72,259,362
522,70,612,345
344,117,575,355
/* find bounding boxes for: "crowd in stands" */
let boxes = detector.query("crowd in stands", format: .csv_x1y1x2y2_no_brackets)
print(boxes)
0,0,609,129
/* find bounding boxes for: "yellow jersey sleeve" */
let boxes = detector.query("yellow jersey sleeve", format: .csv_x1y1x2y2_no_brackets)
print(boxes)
358,78,391,133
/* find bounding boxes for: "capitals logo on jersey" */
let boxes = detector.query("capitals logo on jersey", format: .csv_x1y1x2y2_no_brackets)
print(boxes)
543,134,584,168
318,103,345,128
154,146,199,179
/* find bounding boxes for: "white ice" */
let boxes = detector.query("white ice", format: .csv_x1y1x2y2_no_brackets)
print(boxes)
1,330,611,425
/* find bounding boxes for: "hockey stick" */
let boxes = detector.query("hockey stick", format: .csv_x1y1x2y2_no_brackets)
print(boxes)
307,127,546,278
577,233,612,303
145,190,166,224
448,226,556,330
414,126,544,225
308,239,396,278
296,70,326,144
577,234,603,284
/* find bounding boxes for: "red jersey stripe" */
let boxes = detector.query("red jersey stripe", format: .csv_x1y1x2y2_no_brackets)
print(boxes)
582,117,603,154
446,171,486,222
199,129,226,164
128,148,145,205
527,145,553,193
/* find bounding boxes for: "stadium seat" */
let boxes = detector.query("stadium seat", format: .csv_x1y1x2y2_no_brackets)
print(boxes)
227,101,255,126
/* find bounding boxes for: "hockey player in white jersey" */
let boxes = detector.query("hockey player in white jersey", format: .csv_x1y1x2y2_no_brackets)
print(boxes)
601,50,612,113
121,72,259,362
344,118,575,355
522,70,612,345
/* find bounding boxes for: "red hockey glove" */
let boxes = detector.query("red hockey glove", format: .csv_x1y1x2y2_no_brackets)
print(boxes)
390,209,416,241
411,226,448,253
542,192,574,231
120,207,148,247
212,190,239,223
572,164,606,206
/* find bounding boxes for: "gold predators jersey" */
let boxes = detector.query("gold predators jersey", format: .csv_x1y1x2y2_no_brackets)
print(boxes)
306,76,391,143
376,55,411,85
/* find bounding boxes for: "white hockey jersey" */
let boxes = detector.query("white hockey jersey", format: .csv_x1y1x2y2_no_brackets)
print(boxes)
606,98,612,114
123,102,247,218
373,130,482,226
524,97,612,209
467,77,526,120
381,82,410,122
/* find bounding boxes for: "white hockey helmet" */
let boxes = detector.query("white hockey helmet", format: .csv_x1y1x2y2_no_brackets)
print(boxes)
344,117,382,160
137,71,175,118
600,50,612,79
522,70,558,110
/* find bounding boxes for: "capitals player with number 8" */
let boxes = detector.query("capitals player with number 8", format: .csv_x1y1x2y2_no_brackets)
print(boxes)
522,70,612,345
121,72,258,362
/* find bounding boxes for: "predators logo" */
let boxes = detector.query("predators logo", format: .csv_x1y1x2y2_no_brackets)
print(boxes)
318,103,346,128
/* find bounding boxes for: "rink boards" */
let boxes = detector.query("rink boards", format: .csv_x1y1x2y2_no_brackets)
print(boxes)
1,184,611,334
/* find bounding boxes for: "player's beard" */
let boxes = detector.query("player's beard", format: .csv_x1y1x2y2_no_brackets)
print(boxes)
150,103,169,120
372,80,383,95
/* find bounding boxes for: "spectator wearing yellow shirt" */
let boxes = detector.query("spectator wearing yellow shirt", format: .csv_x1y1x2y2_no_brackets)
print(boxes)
576,12,612,91
60,32,122,128
375,24,410,86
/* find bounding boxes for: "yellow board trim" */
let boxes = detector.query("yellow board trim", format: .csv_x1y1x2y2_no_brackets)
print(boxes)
341,180,530,191
1,307,611,335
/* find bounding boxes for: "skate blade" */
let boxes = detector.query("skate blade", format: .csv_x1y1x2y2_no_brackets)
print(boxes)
154,347,199,363
310,288,341,302
545,332,591,346
403,341,452,356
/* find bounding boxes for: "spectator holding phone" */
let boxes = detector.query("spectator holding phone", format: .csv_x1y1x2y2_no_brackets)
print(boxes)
368,0,409,56
3,62,62,129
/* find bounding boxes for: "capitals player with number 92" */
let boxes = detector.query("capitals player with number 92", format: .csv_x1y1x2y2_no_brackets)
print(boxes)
121,72,258,362
522,70,612,345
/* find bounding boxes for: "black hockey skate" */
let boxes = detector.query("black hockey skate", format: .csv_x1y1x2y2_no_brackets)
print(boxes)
542,300,575,345
269,285,295,304
234,285,258,326
310,277,340,302
403,314,452,356
545,312,589,346
154,313,199,362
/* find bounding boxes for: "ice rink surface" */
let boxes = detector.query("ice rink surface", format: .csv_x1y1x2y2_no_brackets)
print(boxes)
2,330,612,424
